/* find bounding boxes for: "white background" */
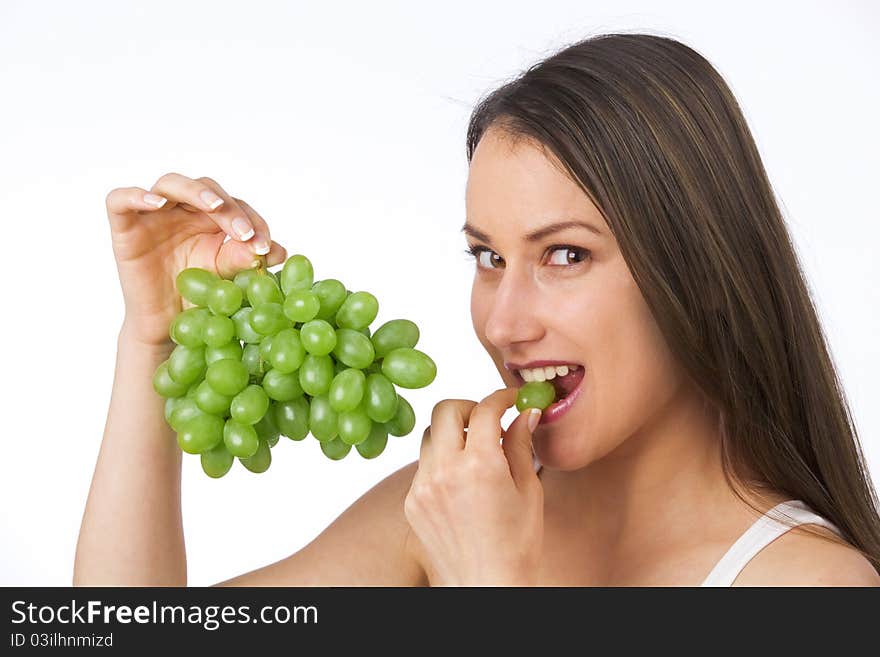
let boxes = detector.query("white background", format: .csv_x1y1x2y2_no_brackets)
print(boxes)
1,1,877,585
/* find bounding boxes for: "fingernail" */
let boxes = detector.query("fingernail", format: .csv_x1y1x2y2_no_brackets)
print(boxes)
253,238,270,255
527,408,541,433
143,193,167,208
199,190,224,211
232,217,255,241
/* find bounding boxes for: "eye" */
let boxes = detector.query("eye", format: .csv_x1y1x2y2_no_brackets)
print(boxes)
464,245,504,269
547,245,590,266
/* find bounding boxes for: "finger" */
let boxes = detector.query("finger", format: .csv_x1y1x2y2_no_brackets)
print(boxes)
234,198,278,263
215,238,287,281
105,186,170,231
502,407,542,490
429,399,478,461
147,173,261,251
418,425,433,470
463,387,519,457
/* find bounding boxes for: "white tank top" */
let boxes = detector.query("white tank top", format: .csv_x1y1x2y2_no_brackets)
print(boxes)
530,458,843,586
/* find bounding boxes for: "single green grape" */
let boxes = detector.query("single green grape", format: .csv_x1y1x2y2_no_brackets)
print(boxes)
308,395,338,442
240,438,272,473
223,418,260,458
320,436,352,460
233,268,260,301
169,308,210,347
231,307,263,344
261,368,304,401
247,274,283,306
177,414,225,454
169,397,206,432
253,403,280,444
300,319,337,356
193,380,233,416
356,422,388,459
153,361,190,398
205,340,243,365
241,343,266,377
328,368,366,413
283,289,321,323
298,354,335,396
203,315,236,347
167,344,206,386
364,372,398,423
312,279,347,322
370,319,419,359
207,279,244,316
337,403,372,446
334,291,379,330
275,397,310,441
230,384,270,425
515,381,556,412
201,442,234,478
268,328,306,373
164,397,181,425
176,268,218,306
206,359,249,396
384,395,416,437
332,328,375,369
280,254,315,295
249,302,289,335
381,347,436,389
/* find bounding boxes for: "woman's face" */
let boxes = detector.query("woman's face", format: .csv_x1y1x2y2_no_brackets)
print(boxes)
465,126,688,469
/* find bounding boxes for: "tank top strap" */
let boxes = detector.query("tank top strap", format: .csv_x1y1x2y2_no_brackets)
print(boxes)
700,500,843,587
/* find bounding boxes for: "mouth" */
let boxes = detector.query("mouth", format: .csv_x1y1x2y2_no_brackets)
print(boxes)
510,364,586,424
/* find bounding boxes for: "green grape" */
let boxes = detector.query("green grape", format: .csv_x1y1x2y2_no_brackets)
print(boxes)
337,403,372,445
254,403,280,443
299,319,337,356
247,274,283,306
356,422,388,459
223,418,260,458
176,268,218,306
193,380,233,416
280,254,315,295
308,395,338,442
167,344,206,386
515,381,556,412
169,307,209,347
334,291,379,330
381,348,436,389
298,354,335,396
177,414,224,454
230,384,270,425
164,397,181,425
262,368,304,401
233,268,260,302
358,326,371,338
153,361,190,398
312,279,347,322
231,307,263,344
201,442,234,478
283,289,320,323
320,437,352,460
205,340,243,365
259,334,274,360
207,279,244,316
328,368,366,412
275,397,310,441
269,270,282,287
269,328,306,373
203,315,236,347
249,302,289,335
169,397,206,432
240,438,272,473
364,372,398,423
206,359,249,396
371,319,420,359
240,343,267,379
385,395,416,437
332,328,375,369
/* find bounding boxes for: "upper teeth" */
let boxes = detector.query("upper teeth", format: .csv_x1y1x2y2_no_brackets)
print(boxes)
518,364,580,382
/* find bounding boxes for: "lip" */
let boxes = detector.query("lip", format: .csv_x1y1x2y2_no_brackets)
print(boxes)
539,369,585,424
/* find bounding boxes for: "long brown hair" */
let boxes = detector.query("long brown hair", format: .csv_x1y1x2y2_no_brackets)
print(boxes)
465,32,880,572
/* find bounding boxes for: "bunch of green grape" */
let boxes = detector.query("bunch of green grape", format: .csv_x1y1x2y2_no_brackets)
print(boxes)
152,254,437,478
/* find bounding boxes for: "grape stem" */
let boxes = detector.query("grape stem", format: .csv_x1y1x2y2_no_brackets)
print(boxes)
251,254,268,275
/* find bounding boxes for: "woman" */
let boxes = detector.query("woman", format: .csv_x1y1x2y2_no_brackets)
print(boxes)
75,33,880,586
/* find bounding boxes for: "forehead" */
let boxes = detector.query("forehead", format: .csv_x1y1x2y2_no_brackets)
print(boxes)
465,127,608,234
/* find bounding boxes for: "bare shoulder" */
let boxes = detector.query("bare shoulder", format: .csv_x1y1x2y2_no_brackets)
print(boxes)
217,459,427,586
733,524,880,587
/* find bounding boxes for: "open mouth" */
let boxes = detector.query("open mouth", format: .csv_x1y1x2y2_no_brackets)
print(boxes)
512,365,585,400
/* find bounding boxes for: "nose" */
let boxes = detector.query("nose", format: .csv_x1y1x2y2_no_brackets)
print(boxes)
481,267,545,350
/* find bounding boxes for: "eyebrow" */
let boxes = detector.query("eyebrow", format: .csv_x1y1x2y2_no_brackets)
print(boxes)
461,219,603,244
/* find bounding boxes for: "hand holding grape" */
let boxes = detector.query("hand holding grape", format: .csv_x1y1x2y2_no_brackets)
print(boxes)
106,172,287,347
404,389,545,586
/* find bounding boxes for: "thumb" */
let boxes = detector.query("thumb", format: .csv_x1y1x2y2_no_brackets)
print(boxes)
502,407,542,488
